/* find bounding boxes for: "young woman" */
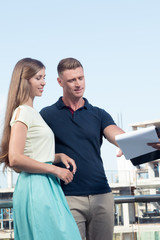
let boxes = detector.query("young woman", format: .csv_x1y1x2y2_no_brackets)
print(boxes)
0,58,81,240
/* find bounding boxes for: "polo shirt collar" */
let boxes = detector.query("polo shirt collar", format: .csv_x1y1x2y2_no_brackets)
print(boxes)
56,97,90,110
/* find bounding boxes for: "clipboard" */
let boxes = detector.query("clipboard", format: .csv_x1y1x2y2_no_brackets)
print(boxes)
130,150,160,166
115,126,160,166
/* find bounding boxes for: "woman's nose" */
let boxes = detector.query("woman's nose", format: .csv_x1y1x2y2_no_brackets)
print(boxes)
41,79,46,86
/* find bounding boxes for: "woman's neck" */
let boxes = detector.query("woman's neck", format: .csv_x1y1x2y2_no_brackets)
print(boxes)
23,98,34,107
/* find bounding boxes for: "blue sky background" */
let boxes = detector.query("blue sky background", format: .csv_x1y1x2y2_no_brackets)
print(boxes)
0,1,160,186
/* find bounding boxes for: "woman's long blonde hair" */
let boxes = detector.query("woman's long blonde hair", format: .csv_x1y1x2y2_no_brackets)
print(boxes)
0,58,45,170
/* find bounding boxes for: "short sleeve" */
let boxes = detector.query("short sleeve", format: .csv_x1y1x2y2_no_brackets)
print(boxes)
10,106,32,128
101,109,116,131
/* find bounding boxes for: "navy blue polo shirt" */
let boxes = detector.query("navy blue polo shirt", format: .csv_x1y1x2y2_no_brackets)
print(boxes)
40,97,116,196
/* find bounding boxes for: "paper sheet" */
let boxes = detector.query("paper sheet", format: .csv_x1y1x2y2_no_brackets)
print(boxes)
115,126,159,160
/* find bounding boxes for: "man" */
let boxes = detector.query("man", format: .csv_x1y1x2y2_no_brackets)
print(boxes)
40,58,124,240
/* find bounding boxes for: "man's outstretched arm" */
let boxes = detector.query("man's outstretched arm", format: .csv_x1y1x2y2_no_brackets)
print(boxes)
103,125,125,157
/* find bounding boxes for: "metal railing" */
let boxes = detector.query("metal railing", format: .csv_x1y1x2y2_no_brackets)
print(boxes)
0,200,13,209
114,194,160,203
1,194,160,239
1,194,160,208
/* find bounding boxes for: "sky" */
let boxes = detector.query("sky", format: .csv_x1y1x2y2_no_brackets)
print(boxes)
0,0,160,186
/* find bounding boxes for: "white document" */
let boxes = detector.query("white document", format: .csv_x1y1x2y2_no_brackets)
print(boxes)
115,126,159,160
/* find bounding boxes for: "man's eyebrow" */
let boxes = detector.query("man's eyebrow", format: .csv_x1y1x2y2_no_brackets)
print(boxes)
66,75,84,81
67,77,76,81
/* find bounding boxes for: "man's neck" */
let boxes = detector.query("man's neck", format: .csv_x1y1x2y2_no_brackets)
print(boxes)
62,97,85,111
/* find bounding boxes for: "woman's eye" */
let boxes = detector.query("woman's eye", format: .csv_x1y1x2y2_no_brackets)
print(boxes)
35,75,45,81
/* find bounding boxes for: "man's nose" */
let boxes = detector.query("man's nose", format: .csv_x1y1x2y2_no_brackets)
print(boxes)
75,79,80,86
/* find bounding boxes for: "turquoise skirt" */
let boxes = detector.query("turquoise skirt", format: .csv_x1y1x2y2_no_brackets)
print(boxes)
13,165,81,240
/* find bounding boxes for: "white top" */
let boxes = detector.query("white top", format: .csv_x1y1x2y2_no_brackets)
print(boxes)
10,105,55,163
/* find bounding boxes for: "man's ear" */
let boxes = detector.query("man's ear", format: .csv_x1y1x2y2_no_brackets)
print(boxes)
57,77,63,87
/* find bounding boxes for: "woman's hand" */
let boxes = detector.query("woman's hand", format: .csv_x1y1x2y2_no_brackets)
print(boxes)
55,166,74,184
54,153,77,175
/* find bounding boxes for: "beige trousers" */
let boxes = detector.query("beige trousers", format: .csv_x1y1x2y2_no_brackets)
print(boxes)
66,192,114,240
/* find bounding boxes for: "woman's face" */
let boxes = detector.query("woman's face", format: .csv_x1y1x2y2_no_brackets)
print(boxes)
29,68,46,99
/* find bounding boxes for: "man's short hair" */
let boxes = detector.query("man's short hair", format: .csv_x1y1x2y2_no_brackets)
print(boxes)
57,58,83,76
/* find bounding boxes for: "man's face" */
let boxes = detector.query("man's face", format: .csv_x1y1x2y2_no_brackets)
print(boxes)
58,67,85,99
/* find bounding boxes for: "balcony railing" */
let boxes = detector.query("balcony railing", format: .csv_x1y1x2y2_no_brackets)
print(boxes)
115,194,160,203
1,194,160,238
1,194,160,207
1,169,160,239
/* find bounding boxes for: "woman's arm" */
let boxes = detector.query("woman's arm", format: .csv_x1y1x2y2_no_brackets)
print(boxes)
9,121,74,184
